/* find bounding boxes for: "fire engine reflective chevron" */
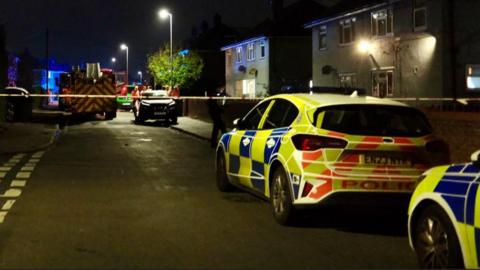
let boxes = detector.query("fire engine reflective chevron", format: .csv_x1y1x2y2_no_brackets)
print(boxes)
409,163,480,269
71,75,116,114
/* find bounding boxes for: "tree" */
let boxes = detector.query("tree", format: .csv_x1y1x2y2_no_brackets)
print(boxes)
147,45,203,90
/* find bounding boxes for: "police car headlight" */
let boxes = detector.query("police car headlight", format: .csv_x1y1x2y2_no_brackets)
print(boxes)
140,101,151,106
168,101,176,106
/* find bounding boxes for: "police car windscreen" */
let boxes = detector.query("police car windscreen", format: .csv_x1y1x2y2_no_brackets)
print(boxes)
318,105,432,137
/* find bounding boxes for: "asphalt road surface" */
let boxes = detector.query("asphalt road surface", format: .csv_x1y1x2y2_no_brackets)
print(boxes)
0,112,418,269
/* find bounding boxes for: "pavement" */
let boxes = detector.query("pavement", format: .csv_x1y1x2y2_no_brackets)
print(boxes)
170,117,214,142
0,110,64,155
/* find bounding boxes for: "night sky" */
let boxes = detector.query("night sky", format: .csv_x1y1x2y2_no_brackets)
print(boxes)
0,0,336,76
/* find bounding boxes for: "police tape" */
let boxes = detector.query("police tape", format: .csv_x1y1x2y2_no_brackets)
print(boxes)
0,94,264,100
0,94,479,103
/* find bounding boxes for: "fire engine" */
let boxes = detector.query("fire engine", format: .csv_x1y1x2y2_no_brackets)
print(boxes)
59,63,117,119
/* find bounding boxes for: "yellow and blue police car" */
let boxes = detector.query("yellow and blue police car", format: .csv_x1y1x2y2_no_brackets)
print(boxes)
216,90,450,225
408,150,480,269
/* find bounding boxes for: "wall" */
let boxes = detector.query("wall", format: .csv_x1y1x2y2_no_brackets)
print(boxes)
311,0,446,98
224,38,270,97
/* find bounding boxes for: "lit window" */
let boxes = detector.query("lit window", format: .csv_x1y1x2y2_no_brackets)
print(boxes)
414,7,427,31
260,41,266,59
371,9,393,37
319,25,327,50
236,47,243,63
339,18,356,45
339,73,357,88
247,43,255,61
467,65,480,91
372,70,395,97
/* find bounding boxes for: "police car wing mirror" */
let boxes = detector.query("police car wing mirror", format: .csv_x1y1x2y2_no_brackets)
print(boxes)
233,118,242,129
471,150,480,166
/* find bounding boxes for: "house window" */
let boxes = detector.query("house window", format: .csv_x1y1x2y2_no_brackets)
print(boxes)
372,9,393,37
339,18,356,45
319,25,327,50
339,73,357,88
467,65,480,91
236,47,243,63
247,43,255,61
260,41,266,59
372,70,394,97
414,7,427,31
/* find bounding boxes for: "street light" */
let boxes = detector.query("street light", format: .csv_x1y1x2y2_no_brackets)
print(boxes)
138,71,143,84
158,8,173,90
111,57,116,70
358,40,372,54
120,43,129,85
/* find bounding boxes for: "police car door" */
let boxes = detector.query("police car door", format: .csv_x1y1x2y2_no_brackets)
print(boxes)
250,99,300,195
229,100,273,189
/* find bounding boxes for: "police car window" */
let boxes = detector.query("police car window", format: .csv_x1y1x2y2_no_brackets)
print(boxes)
319,105,432,137
242,101,271,130
263,99,298,130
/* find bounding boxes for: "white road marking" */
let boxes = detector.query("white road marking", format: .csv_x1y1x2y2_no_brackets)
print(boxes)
25,163,37,167
0,189,22,198
0,167,11,172
0,172,6,178
1,200,15,211
16,172,31,179
29,158,40,163
32,151,45,158
20,166,35,172
13,154,26,159
4,162,17,167
0,212,7,223
11,180,27,187
8,158,21,163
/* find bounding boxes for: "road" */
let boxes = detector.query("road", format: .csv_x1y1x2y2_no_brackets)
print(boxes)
0,112,418,269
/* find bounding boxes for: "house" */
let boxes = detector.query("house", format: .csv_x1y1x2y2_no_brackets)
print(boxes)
186,14,240,95
221,0,326,97
305,0,480,99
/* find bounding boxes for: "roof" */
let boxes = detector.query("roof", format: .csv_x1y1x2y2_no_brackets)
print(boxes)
304,0,401,28
273,93,409,108
221,36,267,51
222,0,327,50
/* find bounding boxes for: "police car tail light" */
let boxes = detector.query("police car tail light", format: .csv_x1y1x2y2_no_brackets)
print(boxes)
292,135,347,151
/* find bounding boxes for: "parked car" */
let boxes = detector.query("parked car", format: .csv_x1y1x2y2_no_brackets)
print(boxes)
2,87,32,122
216,91,450,225
116,85,135,111
408,150,480,269
132,90,177,125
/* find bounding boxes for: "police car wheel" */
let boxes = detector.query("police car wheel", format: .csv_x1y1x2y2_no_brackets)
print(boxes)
270,167,295,225
216,152,233,192
413,205,464,269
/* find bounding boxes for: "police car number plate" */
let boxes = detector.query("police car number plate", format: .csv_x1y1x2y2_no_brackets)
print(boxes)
363,154,412,167
154,112,167,116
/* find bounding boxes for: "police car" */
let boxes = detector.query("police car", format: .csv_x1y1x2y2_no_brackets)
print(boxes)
216,91,450,225
408,150,480,269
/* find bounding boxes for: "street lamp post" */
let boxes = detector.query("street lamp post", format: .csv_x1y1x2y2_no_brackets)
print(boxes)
120,44,129,85
159,9,173,90
138,71,143,84
111,57,116,70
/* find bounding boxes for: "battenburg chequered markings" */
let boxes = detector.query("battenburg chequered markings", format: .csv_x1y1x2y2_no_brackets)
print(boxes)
408,162,480,269
71,75,116,114
217,92,445,205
